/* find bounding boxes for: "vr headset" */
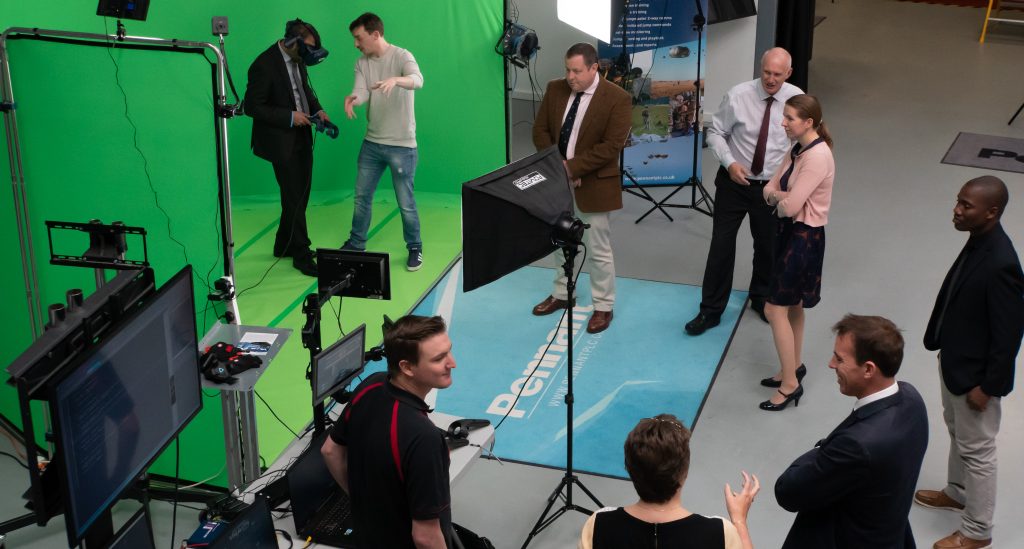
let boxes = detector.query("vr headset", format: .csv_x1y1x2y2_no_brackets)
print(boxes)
284,18,328,66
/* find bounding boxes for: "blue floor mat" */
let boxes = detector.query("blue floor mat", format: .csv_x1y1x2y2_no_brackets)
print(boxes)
412,260,746,479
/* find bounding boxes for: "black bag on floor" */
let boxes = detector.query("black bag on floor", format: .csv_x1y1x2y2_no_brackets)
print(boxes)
452,522,496,549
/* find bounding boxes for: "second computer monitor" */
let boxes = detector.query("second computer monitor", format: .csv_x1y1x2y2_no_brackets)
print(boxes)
312,324,367,405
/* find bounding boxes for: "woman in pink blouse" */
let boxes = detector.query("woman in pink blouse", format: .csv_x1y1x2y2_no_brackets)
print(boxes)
759,94,834,411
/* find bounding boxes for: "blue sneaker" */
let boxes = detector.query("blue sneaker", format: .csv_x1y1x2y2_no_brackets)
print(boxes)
407,249,423,272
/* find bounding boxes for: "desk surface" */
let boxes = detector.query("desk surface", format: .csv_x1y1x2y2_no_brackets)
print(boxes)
238,409,494,548
199,322,292,392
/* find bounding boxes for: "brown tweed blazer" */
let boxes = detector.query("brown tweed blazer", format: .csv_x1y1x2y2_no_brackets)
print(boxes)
532,77,632,213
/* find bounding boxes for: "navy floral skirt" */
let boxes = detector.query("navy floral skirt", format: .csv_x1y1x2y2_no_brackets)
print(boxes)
769,219,825,308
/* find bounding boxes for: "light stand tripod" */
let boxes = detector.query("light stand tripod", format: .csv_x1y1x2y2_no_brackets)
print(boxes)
521,232,602,549
634,0,714,222
615,0,675,223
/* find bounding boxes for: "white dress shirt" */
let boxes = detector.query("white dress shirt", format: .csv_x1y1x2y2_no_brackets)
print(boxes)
706,78,803,179
560,75,601,160
278,42,306,113
853,382,899,411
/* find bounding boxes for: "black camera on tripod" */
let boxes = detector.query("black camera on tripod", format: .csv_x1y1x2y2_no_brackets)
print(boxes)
310,112,339,139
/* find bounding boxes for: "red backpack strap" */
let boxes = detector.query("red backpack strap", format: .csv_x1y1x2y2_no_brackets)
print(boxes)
344,381,384,421
390,400,403,482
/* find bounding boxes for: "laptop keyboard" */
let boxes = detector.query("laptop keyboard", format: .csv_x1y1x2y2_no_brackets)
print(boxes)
317,493,353,534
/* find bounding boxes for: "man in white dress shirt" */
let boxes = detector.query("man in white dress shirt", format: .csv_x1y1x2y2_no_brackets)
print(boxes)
685,48,802,335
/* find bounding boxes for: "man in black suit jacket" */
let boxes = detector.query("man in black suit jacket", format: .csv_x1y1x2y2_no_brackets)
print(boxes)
776,314,928,548
245,19,329,276
916,175,1024,549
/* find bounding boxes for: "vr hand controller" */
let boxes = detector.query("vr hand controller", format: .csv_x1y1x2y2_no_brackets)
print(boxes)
310,112,339,139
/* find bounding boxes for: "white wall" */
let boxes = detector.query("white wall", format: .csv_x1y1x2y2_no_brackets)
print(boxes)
704,10,759,114
508,0,760,115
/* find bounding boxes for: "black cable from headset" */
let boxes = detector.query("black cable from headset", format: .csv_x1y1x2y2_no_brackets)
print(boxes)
235,83,321,300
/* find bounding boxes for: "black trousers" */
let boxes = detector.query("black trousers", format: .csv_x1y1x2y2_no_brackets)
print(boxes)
698,166,779,316
271,131,313,257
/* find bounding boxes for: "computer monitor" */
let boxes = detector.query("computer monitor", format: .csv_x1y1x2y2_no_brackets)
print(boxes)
312,324,366,405
105,506,155,549
316,249,391,300
208,496,278,549
50,265,202,546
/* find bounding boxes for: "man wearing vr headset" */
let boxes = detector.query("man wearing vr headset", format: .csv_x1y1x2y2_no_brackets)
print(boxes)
340,12,425,272
245,18,330,277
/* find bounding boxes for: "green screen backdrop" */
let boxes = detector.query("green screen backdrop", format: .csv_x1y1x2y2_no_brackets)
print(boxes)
1,0,505,487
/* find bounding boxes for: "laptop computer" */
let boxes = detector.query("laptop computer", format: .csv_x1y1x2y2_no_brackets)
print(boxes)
287,439,359,547
208,496,278,549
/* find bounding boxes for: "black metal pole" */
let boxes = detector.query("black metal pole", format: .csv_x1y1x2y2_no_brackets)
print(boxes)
301,294,325,435
521,244,602,549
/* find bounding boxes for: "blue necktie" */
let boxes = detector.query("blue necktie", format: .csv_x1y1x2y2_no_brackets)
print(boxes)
558,92,584,158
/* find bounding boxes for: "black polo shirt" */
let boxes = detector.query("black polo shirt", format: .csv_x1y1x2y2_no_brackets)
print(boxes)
330,372,453,549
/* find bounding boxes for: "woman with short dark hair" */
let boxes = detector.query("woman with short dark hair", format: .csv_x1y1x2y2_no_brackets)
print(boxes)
578,414,758,549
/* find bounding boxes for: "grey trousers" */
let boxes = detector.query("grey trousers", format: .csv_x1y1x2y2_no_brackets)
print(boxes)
940,364,1002,540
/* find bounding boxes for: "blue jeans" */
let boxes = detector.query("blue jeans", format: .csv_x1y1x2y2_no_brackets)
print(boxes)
345,140,421,251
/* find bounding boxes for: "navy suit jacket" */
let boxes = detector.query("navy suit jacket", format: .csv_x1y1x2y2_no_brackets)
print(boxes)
776,382,928,549
245,43,323,165
924,223,1024,397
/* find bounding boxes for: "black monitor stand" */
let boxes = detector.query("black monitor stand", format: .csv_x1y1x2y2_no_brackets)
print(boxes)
302,250,391,435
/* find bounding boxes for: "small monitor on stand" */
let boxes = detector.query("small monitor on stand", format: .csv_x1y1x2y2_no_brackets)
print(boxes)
312,324,367,427
106,506,155,549
316,249,391,300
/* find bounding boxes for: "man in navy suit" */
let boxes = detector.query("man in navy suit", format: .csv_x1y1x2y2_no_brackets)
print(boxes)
776,314,928,548
245,19,329,277
916,175,1024,549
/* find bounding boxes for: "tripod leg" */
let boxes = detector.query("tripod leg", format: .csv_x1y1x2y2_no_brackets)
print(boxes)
520,479,569,549
572,476,604,509
1010,101,1024,125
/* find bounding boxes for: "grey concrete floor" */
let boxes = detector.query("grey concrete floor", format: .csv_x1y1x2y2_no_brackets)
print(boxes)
3,0,1024,547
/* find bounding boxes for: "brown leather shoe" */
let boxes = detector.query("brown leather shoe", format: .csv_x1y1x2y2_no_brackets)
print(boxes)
532,296,573,316
587,310,613,333
914,489,965,512
933,530,992,549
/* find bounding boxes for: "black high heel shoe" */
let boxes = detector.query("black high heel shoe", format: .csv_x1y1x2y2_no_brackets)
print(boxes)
760,364,807,388
759,385,804,411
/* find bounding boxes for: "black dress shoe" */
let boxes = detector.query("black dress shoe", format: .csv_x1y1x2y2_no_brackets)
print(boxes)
760,364,807,388
293,254,318,277
749,299,768,323
759,385,804,411
684,312,720,335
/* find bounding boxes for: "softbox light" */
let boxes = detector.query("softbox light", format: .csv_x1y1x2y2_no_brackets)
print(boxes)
462,147,574,293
